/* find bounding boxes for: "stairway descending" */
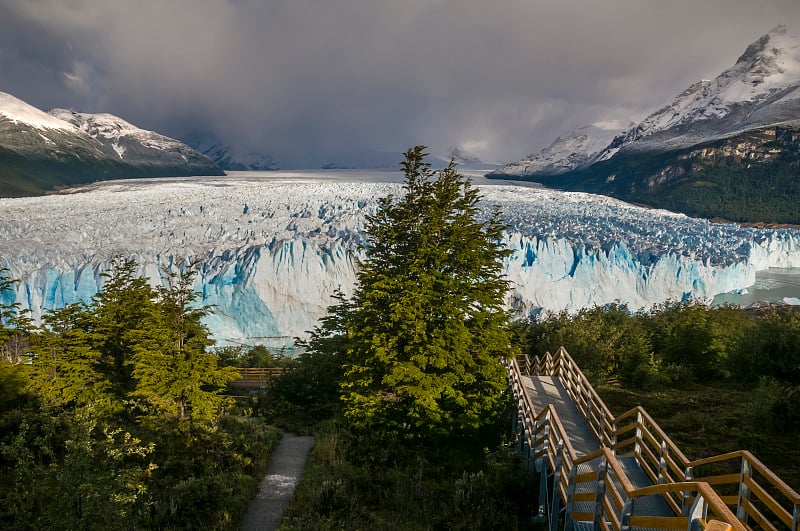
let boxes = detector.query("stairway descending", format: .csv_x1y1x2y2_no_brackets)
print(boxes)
524,375,598,457
508,347,799,531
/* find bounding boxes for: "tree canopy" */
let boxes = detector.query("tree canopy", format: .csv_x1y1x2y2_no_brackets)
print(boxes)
338,146,513,438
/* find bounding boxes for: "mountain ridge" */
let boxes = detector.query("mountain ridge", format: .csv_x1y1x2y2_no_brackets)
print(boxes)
490,25,800,224
0,92,223,197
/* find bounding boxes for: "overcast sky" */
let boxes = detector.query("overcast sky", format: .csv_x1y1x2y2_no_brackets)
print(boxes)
1,0,798,164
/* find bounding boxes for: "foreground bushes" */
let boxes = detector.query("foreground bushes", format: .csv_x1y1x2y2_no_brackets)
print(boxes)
0,262,282,529
0,391,280,530
280,420,539,530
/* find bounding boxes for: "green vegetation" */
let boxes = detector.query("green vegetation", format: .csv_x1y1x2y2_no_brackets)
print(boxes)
0,261,280,530
631,161,800,225
339,146,512,439
521,302,800,489
215,344,292,368
262,147,538,528
280,419,538,530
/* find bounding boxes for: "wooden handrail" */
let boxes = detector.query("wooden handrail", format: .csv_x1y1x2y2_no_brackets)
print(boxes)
231,367,283,386
511,347,800,531
690,450,800,503
628,482,745,530
553,347,616,423
615,404,691,469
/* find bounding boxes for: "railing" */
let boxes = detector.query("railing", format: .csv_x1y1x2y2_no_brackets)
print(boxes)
509,346,799,530
565,447,744,531
229,367,283,388
613,406,692,515
689,451,800,530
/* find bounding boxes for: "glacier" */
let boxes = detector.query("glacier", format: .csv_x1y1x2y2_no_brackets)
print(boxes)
2,170,800,347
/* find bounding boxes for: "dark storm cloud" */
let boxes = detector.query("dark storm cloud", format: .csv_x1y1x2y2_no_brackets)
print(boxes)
1,0,799,163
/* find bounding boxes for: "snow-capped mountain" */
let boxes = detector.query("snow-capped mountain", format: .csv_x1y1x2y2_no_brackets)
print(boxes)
491,26,800,224
0,92,78,132
50,109,224,173
498,25,800,175
184,131,278,171
0,92,223,197
2,173,800,346
595,24,800,159
447,145,483,165
495,123,626,177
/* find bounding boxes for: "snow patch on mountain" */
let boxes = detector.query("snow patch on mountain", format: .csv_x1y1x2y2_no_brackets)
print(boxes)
0,92,76,131
49,110,190,153
111,143,126,159
596,25,800,158
497,122,627,176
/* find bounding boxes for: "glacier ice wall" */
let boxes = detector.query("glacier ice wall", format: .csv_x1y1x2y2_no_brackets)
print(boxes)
2,173,800,346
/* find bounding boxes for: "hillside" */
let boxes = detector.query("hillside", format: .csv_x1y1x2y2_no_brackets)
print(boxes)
535,126,800,224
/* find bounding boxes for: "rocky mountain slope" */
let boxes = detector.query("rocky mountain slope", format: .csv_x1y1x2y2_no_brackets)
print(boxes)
595,24,800,159
494,123,626,177
0,92,223,197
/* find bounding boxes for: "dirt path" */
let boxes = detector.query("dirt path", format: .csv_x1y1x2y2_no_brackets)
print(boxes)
239,432,315,531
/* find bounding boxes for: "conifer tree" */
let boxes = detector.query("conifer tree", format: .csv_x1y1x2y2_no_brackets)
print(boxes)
31,303,110,408
130,267,238,423
339,146,512,438
88,258,160,398
0,267,32,363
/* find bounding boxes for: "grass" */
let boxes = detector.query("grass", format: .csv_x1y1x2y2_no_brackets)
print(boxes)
595,381,800,493
278,420,541,530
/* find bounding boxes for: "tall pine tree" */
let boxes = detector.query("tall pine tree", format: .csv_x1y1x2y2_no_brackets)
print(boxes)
130,267,238,423
340,146,512,438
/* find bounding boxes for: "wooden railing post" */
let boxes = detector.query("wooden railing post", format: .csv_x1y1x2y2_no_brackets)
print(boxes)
634,411,643,462
736,458,752,525
620,498,634,531
792,502,799,531
550,442,564,531
688,493,708,531
564,464,577,531
599,407,608,447
593,455,608,529
658,440,668,484
540,410,551,473
682,466,695,516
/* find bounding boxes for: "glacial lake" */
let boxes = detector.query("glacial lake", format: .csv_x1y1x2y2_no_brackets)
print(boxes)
714,267,800,307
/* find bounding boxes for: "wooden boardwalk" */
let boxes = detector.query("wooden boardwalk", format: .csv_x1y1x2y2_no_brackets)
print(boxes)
509,347,800,531
229,368,283,390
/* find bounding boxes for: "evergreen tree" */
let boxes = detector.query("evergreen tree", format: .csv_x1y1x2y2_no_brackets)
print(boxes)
339,146,512,438
31,303,110,409
87,258,160,398
0,267,32,363
130,267,238,423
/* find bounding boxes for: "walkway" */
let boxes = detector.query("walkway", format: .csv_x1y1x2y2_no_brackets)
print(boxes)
239,432,315,531
508,348,797,530
522,374,673,520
